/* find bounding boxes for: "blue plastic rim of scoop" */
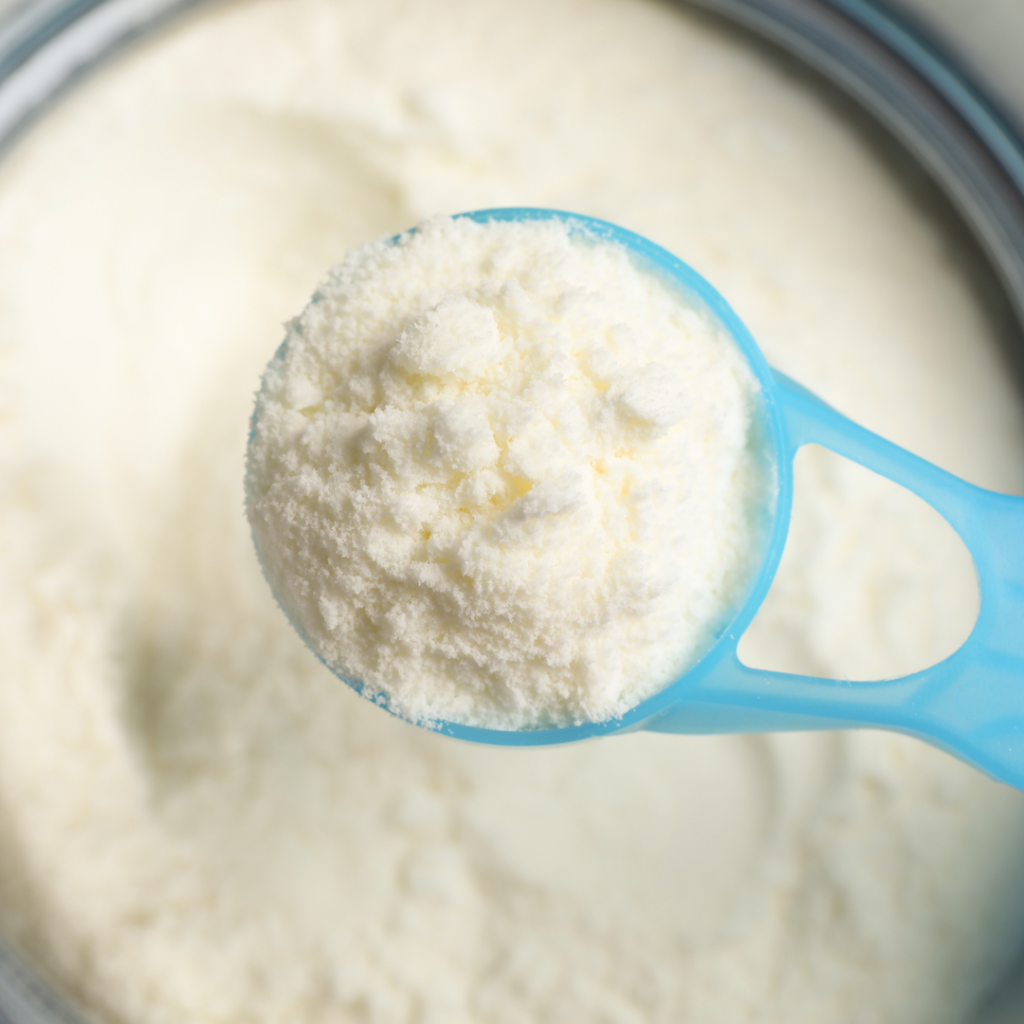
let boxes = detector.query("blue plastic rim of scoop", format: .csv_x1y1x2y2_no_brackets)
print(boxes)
263,207,1024,789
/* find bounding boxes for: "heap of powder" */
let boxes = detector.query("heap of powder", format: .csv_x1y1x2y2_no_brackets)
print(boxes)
246,215,768,729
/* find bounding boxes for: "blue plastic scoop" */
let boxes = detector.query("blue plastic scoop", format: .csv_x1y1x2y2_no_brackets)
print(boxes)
256,208,1024,789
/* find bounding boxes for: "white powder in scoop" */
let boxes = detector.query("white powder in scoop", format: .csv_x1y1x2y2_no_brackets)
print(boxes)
246,215,767,728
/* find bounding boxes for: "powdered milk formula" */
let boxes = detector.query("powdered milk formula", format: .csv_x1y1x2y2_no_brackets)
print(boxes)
247,215,768,729
1,0,1024,1022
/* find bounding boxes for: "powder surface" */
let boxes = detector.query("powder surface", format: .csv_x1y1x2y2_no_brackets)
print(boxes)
247,215,767,728
1,1,1024,1023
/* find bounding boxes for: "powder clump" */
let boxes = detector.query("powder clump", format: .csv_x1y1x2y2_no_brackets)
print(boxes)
246,215,768,729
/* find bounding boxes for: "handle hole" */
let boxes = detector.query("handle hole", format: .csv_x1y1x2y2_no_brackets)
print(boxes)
737,444,978,680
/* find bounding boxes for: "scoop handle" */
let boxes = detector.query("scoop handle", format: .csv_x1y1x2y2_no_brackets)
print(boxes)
648,373,1024,789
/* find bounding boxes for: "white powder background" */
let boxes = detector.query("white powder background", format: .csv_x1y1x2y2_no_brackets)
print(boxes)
1,0,1024,1022
247,216,766,729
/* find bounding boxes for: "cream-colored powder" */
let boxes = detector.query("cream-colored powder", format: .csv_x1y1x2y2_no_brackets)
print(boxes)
1,0,1024,1022
247,215,767,728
